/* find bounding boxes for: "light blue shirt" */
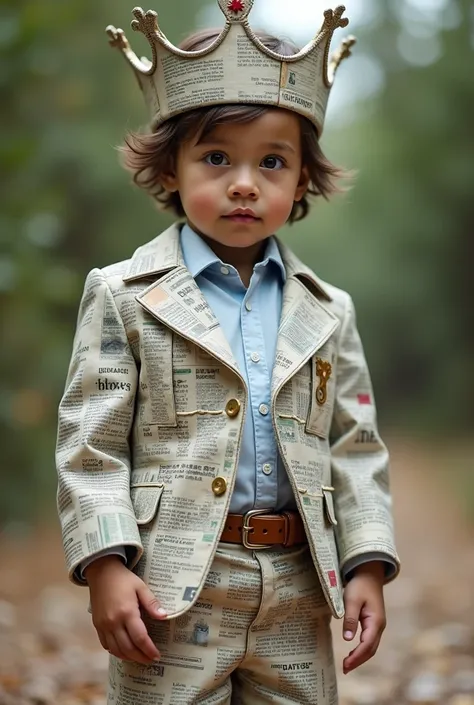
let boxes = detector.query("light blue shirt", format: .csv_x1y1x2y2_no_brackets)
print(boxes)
180,224,296,513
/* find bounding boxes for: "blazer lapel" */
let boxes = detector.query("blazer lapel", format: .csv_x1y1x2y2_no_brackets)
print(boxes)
137,268,241,375
125,225,241,378
272,240,339,398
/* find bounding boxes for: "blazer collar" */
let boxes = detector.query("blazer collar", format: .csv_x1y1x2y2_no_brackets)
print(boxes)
275,237,333,302
122,223,184,282
123,223,333,302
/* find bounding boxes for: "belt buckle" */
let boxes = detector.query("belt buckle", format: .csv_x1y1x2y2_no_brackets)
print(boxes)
242,509,272,550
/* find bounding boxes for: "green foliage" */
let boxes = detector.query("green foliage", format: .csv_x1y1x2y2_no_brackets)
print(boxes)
0,0,192,521
286,0,474,431
0,0,472,521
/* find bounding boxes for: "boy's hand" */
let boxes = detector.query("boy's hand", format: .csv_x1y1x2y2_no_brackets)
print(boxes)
342,561,386,675
84,555,167,665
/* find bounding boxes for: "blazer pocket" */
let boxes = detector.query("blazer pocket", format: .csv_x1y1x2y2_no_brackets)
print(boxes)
131,481,164,525
305,341,336,440
323,487,338,526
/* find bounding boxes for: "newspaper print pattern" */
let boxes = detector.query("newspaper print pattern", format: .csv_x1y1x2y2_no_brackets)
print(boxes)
107,542,337,705
56,223,400,620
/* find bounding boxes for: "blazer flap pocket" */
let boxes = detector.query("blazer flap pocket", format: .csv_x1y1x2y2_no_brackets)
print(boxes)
323,487,338,526
130,482,164,525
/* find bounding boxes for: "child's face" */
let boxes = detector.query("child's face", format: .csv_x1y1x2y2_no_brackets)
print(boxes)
162,109,310,248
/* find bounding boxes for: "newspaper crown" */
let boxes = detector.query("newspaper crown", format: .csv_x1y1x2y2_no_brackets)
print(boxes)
106,1,356,135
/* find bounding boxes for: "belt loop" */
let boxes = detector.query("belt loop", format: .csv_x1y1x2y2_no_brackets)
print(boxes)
281,511,292,547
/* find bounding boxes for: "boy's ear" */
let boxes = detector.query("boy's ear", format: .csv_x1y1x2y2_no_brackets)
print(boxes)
160,171,179,193
294,166,310,203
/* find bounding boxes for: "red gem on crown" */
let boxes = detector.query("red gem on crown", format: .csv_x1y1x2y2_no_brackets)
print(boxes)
228,0,244,13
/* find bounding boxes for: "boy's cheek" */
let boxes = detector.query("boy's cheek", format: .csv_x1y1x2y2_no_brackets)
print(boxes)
183,189,219,220
266,193,295,224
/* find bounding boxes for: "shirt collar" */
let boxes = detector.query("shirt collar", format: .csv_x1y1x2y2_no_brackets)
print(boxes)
180,223,287,282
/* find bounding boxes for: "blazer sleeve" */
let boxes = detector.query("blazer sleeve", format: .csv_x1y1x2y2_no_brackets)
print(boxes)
56,268,143,586
329,294,401,585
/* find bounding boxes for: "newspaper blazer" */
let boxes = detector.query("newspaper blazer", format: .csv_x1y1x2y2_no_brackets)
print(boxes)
56,223,400,620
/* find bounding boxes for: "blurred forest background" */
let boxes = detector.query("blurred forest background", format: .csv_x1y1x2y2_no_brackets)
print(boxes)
1,0,473,523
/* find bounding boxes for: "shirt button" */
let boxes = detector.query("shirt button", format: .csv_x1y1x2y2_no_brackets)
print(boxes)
262,463,273,475
220,266,230,275
259,403,269,416
251,352,260,363
245,301,252,312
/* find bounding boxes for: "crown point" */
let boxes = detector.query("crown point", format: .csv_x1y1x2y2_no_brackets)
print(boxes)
228,0,245,13
131,7,159,37
329,35,357,78
106,25,130,51
219,0,252,20
323,6,349,32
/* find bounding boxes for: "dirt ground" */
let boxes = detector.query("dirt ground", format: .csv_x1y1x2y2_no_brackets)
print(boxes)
0,438,473,704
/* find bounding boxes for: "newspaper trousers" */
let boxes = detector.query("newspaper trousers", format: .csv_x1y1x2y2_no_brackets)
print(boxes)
107,542,338,704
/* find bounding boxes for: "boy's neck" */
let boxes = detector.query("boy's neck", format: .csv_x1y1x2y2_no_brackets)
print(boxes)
196,230,269,289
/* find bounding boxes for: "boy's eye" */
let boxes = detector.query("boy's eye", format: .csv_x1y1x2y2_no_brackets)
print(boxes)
205,152,229,166
261,156,285,170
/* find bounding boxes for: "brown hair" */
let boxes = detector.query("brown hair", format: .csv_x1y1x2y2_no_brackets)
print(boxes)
120,29,348,223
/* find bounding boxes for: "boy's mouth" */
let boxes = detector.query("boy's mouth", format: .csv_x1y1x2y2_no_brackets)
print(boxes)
223,208,261,223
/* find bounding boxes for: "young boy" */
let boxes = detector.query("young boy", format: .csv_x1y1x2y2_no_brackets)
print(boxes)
56,2,400,703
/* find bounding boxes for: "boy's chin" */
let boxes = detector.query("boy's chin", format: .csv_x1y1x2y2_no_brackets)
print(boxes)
206,231,271,249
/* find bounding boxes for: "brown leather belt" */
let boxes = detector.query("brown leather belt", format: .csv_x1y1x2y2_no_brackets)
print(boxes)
220,510,307,549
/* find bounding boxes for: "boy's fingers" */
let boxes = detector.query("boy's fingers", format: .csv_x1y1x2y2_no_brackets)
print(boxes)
97,630,108,652
136,583,168,620
106,633,127,662
115,627,155,665
127,615,161,662
343,624,381,673
342,601,360,641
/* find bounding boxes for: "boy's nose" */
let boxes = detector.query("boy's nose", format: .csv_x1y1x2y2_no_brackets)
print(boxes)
227,171,259,200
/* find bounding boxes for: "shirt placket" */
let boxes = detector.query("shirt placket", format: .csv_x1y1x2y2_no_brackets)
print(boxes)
242,267,278,510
